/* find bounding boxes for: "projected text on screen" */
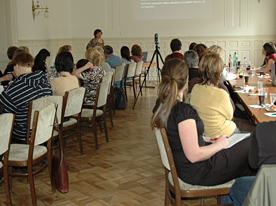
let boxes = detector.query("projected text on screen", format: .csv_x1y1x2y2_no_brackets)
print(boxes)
132,0,212,20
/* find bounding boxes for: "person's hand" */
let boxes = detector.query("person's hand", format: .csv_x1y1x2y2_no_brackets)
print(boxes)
5,74,13,81
85,62,98,70
214,135,229,149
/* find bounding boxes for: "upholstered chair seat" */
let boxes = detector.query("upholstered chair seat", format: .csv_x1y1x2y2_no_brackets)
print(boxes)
8,144,47,162
62,118,77,128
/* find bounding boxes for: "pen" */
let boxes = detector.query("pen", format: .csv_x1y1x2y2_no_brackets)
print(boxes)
270,114,276,116
210,136,229,141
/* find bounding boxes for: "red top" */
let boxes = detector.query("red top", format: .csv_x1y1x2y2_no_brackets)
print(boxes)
165,52,184,62
131,55,143,63
267,53,276,62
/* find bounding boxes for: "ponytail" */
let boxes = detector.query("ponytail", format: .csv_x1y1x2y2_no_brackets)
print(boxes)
151,59,188,129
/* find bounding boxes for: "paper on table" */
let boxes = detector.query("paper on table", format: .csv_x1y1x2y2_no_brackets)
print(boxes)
264,113,276,117
225,133,251,149
249,105,264,108
234,90,247,93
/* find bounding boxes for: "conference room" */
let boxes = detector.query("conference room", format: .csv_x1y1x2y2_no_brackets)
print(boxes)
0,0,276,205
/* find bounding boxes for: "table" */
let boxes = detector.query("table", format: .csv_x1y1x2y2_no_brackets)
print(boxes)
229,74,276,124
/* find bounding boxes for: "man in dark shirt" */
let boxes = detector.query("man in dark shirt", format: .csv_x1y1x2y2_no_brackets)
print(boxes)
165,39,184,62
0,52,52,140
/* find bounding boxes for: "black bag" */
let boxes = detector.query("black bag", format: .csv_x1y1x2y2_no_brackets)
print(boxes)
114,88,126,110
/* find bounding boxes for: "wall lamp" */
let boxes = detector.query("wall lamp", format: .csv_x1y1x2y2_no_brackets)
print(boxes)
32,0,50,20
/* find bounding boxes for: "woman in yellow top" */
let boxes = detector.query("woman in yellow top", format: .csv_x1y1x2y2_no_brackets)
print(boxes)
190,52,238,138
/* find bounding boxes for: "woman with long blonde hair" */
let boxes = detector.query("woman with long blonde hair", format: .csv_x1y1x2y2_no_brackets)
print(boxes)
152,58,254,186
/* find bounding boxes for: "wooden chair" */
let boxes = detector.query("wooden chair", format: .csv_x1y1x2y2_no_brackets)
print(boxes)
102,72,114,128
8,103,56,206
134,61,144,96
110,68,116,114
0,113,15,206
74,80,110,150
154,128,235,206
124,62,137,101
60,87,86,154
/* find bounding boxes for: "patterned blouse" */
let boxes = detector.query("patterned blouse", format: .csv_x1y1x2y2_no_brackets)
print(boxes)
80,66,106,103
86,38,104,50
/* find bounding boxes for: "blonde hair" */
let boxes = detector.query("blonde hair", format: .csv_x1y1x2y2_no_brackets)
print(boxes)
85,47,105,66
56,45,72,57
18,46,29,53
198,52,224,87
94,46,104,57
151,59,188,129
208,45,223,57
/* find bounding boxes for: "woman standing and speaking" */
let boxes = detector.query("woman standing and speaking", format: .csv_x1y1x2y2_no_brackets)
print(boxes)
86,29,104,50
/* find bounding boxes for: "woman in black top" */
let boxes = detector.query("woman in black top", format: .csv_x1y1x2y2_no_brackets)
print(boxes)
32,49,50,73
151,59,254,186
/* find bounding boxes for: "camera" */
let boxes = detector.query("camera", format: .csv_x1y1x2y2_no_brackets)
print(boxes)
154,33,159,44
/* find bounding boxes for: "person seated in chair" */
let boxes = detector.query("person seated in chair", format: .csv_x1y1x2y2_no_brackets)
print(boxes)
103,45,122,68
0,52,52,141
165,38,184,62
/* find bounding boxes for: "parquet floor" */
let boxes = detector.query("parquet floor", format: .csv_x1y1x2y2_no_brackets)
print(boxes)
0,86,217,206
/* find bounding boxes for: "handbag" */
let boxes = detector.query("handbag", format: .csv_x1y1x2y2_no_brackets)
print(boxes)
52,105,69,193
114,88,126,110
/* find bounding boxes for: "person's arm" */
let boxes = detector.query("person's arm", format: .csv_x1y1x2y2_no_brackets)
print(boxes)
74,62,95,79
0,74,13,83
218,83,235,112
178,119,229,163
261,58,274,73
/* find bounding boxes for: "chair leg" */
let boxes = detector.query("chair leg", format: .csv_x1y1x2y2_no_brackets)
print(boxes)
200,196,205,205
164,170,170,206
77,116,84,155
124,80,128,101
132,77,136,99
93,120,99,150
139,75,142,96
28,163,37,206
4,163,12,205
217,195,222,204
8,166,12,192
108,103,114,128
47,147,55,194
102,113,109,142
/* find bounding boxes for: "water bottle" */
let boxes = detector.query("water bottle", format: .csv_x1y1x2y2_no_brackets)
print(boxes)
228,54,232,67
243,57,247,67
48,66,55,81
233,52,238,67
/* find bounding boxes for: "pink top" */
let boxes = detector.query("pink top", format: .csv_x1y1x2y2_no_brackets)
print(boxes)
131,55,143,63
267,53,276,62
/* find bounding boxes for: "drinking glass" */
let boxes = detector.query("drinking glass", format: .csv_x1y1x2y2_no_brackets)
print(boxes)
263,88,268,98
257,81,263,91
270,93,276,105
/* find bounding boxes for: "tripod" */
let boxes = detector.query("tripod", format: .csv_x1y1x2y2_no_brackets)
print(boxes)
132,43,164,109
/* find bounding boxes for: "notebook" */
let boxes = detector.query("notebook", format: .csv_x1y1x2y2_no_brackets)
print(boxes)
225,133,251,149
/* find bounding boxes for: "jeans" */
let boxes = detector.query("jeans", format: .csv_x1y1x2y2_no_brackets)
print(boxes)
221,176,255,205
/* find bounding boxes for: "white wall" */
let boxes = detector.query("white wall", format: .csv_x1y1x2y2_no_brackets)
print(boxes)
13,0,276,71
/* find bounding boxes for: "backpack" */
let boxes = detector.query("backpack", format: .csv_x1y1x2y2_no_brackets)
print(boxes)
114,88,126,110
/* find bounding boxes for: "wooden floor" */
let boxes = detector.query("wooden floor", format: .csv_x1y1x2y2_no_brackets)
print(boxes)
0,86,217,206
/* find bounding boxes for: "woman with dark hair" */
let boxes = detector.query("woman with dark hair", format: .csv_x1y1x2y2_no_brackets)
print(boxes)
50,52,79,96
259,42,276,73
32,49,50,73
86,29,104,50
189,42,197,50
131,44,143,62
151,58,254,186
193,44,207,61
121,46,134,65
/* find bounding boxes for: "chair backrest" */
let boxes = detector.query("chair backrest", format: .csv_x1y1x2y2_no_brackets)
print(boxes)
154,128,181,191
0,113,14,155
102,73,113,95
29,95,63,127
135,61,144,76
114,63,126,82
154,128,171,170
97,80,110,108
33,103,56,146
64,87,86,117
126,62,137,78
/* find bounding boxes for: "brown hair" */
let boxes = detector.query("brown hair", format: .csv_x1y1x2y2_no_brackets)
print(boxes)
151,59,188,129
263,42,276,56
7,46,18,60
56,45,72,57
18,46,30,53
189,42,197,50
131,44,142,58
13,52,34,68
10,49,26,66
194,44,207,57
94,29,102,38
198,52,224,87
85,47,105,66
